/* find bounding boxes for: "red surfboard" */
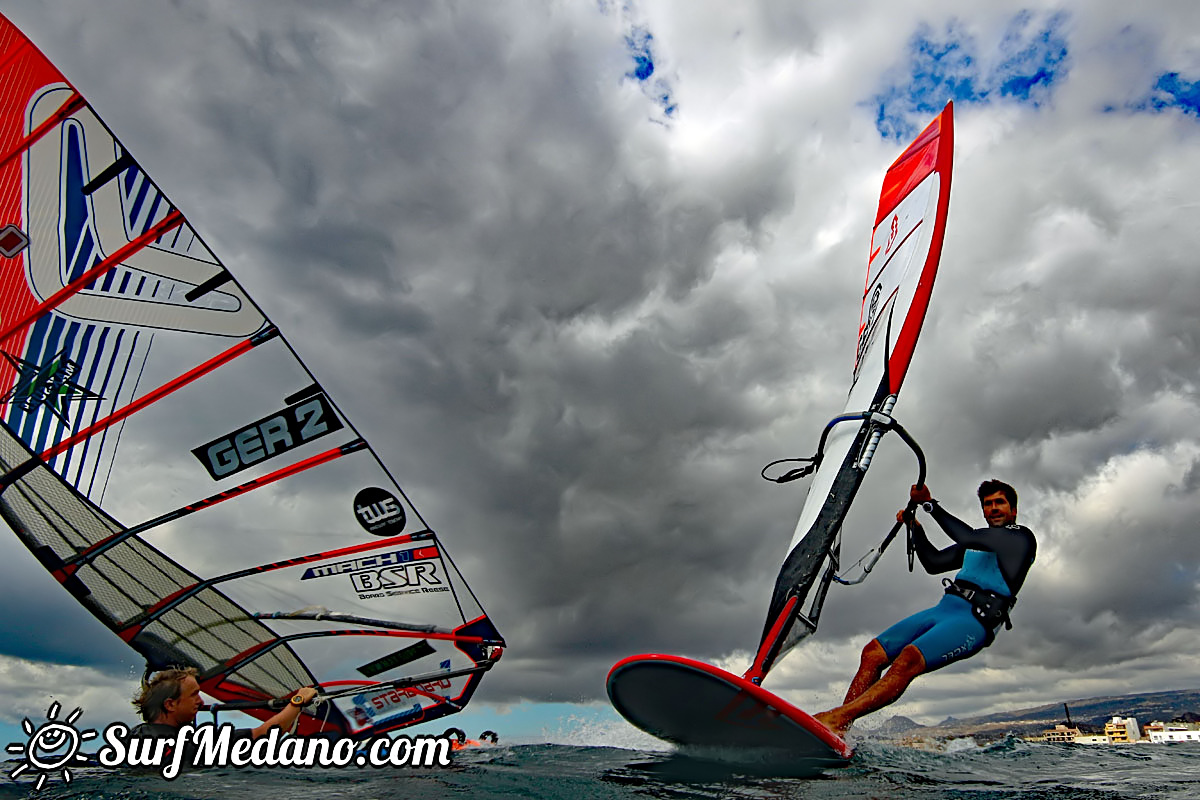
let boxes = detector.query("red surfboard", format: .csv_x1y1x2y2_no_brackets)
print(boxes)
607,654,853,767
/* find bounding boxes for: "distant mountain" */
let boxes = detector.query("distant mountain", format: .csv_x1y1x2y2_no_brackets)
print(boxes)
872,715,922,735
871,688,1200,743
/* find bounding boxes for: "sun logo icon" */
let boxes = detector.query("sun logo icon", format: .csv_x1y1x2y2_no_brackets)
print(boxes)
6,702,97,790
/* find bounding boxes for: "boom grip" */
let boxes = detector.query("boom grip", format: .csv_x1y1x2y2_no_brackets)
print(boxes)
857,394,899,471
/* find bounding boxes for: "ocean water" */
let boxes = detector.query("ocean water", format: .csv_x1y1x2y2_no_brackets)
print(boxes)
5,738,1199,800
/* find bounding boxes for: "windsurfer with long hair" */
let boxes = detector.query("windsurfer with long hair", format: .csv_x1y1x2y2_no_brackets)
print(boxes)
814,479,1036,734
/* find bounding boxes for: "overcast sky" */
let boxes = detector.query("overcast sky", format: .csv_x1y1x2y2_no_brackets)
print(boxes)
1,0,1199,746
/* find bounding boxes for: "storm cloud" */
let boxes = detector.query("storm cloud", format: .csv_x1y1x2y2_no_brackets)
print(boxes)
2,0,1199,732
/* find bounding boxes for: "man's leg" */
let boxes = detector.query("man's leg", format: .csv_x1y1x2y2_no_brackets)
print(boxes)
814,644,926,734
812,639,891,731
842,639,891,704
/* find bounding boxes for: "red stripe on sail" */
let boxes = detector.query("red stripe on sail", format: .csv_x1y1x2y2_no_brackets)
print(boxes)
0,209,185,346
887,102,953,395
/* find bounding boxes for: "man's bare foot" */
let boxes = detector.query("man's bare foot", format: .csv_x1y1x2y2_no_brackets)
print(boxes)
812,710,850,736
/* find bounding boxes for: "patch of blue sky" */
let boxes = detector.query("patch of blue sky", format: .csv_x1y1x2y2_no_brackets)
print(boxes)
1123,72,1200,118
872,12,1070,141
626,27,655,81
625,25,677,118
993,11,1069,103
598,0,677,120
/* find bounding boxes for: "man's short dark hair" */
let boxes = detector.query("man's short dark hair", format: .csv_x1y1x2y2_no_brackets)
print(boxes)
132,667,197,723
977,479,1017,508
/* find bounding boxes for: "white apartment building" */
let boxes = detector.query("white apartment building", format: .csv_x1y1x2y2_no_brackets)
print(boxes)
1145,721,1200,743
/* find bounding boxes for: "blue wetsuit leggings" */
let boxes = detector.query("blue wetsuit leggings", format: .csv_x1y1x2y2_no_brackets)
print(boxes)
876,593,991,671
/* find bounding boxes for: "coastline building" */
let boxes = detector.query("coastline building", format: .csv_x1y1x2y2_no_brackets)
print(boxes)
1104,716,1141,743
1041,725,1080,743
1031,717,1200,746
1030,724,1106,744
1145,721,1200,743
1074,733,1109,745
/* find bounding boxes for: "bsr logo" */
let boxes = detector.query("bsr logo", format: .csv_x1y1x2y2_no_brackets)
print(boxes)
193,394,343,479
350,562,441,592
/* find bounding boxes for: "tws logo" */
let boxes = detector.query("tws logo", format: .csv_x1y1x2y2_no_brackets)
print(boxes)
354,487,407,537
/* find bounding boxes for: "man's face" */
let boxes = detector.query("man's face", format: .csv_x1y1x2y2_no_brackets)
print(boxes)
164,676,204,725
981,491,1016,527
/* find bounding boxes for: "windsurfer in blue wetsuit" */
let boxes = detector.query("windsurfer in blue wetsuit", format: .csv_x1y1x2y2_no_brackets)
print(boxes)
814,479,1035,734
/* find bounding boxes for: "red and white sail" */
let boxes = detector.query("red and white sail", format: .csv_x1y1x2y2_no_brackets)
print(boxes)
749,104,954,680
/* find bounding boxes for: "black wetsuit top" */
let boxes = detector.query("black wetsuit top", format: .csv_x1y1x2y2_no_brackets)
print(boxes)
913,501,1037,598
874,501,1037,665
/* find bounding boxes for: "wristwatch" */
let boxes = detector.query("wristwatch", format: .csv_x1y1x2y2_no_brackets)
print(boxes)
290,694,306,707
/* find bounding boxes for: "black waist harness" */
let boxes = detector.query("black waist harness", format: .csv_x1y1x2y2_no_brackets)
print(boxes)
943,578,1015,640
